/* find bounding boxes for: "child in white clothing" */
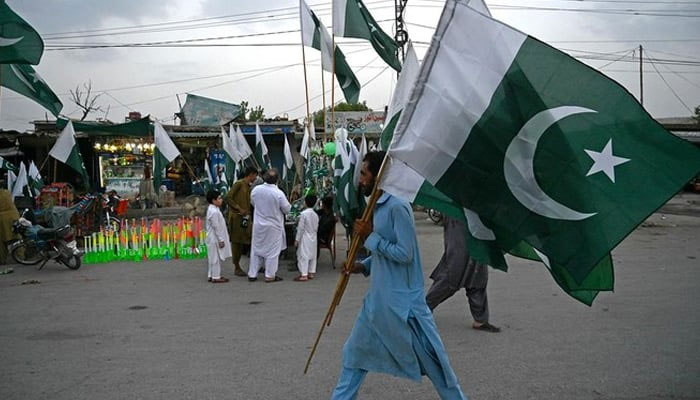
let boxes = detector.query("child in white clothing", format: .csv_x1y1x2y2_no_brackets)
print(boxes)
205,190,232,283
294,195,319,281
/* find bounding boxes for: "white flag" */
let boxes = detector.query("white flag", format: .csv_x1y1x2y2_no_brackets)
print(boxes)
231,123,253,160
353,133,367,188
11,162,28,198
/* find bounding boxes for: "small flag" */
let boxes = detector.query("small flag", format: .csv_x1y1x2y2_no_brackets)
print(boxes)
49,121,90,188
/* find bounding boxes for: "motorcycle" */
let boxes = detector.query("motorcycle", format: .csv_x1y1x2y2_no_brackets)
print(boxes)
10,210,82,270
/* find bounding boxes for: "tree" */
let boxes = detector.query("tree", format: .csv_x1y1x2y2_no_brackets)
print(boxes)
234,100,265,122
693,105,700,123
313,101,371,126
69,80,103,121
249,105,265,121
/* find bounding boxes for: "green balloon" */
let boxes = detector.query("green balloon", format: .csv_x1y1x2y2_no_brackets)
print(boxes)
323,142,336,156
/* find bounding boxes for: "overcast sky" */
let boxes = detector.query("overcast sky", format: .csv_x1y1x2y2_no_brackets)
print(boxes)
1,0,699,132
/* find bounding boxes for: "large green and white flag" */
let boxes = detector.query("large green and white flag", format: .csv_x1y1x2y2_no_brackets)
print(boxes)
388,0,700,287
300,0,361,103
254,121,270,169
28,160,43,196
1,64,62,116
221,126,238,183
0,2,43,64
49,121,90,188
231,123,253,161
0,155,17,172
379,42,419,150
380,156,612,305
333,0,401,71
283,132,294,181
153,122,180,191
11,161,28,198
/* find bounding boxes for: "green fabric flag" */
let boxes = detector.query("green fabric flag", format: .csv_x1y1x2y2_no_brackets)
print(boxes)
254,122,269,170
49,121,90,189
28,160,43,196
0,155,17,173
1,64,62,116
0,1,43,64
333,130,363,235
379,43,419,150
333,0,401,71
153,122,180,191
300,0,360,104
388,1,700,287
380,157,612,305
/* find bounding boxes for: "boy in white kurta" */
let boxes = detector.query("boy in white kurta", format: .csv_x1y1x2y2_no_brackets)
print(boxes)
294,195,319,281
205,190,232,283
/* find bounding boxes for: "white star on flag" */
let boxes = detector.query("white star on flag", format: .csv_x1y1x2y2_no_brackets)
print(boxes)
584,139,630,183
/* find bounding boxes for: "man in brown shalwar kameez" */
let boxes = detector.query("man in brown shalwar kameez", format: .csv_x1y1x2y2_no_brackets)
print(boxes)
224,166,257,277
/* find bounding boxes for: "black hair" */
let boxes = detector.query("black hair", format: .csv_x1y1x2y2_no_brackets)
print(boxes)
363,151,386,178
206,190,221,204
243,166,258,177
304,194,317,208
322,195,334,210
263,168,279,184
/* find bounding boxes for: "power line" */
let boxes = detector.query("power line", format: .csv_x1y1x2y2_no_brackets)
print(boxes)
646,53,694,112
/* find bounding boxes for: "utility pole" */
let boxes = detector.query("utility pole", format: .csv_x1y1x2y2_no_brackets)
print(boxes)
639,44,644,106
394,0,409,68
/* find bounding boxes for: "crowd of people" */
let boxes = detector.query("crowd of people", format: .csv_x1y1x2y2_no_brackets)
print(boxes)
203,166,337,284
204,152,499,399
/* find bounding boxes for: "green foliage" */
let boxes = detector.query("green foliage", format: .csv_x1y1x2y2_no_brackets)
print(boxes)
693,105,700,123
236,100,265,122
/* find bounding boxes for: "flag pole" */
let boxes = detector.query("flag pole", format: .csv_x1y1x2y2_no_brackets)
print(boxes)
321,66,327,144
304,153,391,374
179,156,206,193
331,34,336,142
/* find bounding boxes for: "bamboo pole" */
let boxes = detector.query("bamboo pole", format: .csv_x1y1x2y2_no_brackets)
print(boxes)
331,34,336,143
304,153,390,374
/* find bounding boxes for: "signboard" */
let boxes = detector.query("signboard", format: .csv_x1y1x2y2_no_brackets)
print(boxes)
181,94,242,126
325,111,386,135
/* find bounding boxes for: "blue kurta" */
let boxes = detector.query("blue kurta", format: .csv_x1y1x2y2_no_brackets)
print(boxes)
341,193,459,387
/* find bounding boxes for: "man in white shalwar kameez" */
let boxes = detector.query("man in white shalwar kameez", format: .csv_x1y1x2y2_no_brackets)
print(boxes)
294,194,319,281
248,169,291,282
205,190,232,283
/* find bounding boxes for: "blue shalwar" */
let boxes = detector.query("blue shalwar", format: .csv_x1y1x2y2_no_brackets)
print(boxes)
332,193,466,400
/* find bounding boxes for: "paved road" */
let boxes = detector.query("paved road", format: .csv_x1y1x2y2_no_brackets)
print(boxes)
1,209,698,400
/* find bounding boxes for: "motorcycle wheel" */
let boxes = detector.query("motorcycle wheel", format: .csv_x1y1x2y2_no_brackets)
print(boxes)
428,209,444,224
10,241,44,265
62,255,82,270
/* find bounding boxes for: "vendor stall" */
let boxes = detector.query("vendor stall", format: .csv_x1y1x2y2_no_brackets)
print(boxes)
95,139,154,199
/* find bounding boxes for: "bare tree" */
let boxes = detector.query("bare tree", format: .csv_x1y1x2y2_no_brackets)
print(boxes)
69,80,103,121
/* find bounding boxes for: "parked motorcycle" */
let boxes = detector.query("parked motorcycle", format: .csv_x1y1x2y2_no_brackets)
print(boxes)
10,210,82,270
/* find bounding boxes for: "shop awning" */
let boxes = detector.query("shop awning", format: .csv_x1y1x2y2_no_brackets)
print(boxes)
56,116,153,137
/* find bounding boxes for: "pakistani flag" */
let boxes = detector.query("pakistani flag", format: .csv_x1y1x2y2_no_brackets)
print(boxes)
221,126,239,183
28,160,43,196
204,158,214,187
49,121,90,189
153,122,180,191
353,133,367,188
11,161,28,198
333,128,363,234
231,123,253,161
309,119,316,141
388,0,700,287
379,42,419,150
254,122,269,169
283,132,294,181
7,169,16,191
300,124,311,160
333,0,401,71
300,0,361,104
0,155,17,172
0,2,43,64
380,157,613,305
1,64,62,116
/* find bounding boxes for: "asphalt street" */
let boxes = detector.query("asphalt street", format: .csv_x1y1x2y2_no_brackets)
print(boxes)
1,202,698,400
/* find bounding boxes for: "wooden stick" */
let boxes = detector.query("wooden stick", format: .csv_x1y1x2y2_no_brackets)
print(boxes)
304,154,390,374
179,156,206,193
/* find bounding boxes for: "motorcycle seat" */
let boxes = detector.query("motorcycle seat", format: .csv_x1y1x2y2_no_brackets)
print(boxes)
37,228,60,240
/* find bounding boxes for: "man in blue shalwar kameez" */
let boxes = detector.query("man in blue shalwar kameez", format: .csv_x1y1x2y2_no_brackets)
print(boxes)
331,151,467,400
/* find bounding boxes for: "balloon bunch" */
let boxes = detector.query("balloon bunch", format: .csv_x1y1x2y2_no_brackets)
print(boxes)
83,216,208,264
